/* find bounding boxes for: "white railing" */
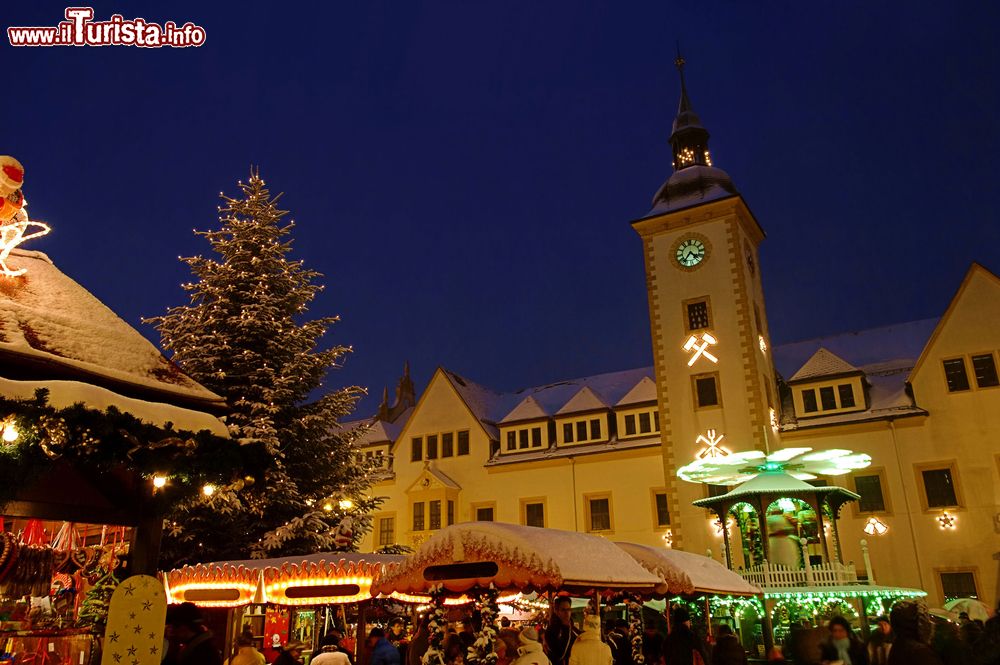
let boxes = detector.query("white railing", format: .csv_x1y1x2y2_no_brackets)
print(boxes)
739,559,860,589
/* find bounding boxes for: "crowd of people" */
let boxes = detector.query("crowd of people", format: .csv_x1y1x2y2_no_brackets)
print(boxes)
159,598,1000,665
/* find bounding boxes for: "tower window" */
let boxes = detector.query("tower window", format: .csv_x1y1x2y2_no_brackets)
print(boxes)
972,354,1000,388
802,389,818,413
686,299,711,331
819,386,837,410
943,358,971,392
838,384,856,408
693,374,720,408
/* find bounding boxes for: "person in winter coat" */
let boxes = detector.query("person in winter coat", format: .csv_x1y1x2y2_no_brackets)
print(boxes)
886,602,942,665
272,643,304,665
546,598,579,665
663,607,708,665
165,602,224,665
711,625,747,665
605,621,634,665
569,617,612,665
369,629,402,665
866,617,892,665
819,617,868,665
512,628,552,665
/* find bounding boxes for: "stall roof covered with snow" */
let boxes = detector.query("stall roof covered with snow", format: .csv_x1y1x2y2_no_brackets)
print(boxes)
615,542,761,597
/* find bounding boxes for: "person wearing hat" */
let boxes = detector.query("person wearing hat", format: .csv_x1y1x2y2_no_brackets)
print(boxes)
568,616,611,665
273,642,306,665
512,627,551,665
165,602,224,665
866,616,893,665
662,607,707,665
886,602,941,665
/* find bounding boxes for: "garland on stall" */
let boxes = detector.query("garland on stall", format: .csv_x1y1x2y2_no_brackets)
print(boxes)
422,588,448,665
627,597,645,665
0,389,263,510
467,587,499,665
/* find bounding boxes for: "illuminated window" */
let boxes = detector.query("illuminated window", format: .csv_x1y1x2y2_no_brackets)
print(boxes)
442,432,454,457
838,384,856,408
411,437,423,462
653,492,670,527
940,571,978,601
412,502,425,531
972,354,999,388
563,422,574,443
576,421,587,441
523,502,545,528
429,500,442,530
518,429,529,449
475,506,494,521
624,414,636,436
506,431,516,451
426,435,438,459
639,412,651,433
687,300,711,330
819,386,837,410
378,517,395,547
531,427,542,448
802,389,818,413
694,374,720,408
943,358,971,392
587,496,612,532
854,474,886,513
922,468,959,508
457,430,470,455
590,419,602,440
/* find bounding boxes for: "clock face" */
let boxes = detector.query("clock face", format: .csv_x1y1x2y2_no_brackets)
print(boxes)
675,238,707,267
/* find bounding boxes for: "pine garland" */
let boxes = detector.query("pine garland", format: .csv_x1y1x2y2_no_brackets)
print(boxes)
422,591,448,665
467,588,498,665
626,597,645,665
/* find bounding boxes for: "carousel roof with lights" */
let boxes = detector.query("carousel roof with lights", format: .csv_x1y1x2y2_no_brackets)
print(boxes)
677,447,872,486
0,249,226,419
692,470,860,509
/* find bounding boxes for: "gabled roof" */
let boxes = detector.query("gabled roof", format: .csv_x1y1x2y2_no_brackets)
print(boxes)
555,386,608,415
406,464,461,492
788,348,860,382
499,396,548,424
616,376,658,406
0,250,224,414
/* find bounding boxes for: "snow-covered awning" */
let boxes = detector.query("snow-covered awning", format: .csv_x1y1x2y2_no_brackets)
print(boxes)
164,552,405,607
372,523,662,596
614,542,761,597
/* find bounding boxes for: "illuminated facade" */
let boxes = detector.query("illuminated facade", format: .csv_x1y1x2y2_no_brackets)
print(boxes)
354,62,1000,610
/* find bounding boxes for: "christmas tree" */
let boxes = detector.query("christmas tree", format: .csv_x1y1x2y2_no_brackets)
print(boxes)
149,169,381,566
76,570,118,632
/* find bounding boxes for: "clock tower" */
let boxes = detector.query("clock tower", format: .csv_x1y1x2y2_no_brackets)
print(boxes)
632,55,780,554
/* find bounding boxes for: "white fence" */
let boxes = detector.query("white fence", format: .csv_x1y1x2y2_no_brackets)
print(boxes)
739,560,860,588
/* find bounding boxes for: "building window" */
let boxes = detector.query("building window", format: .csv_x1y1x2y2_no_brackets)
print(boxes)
940,571,979,601
922,467,959,508
442,432,454,457
411,437,423,462
518,429,529,449
943,358,971,392
531,427,542,448
412,502,425,531
653,492,670,527
447,500,455,526
819,386,837,410
838,384,856,408
854,474,886,513
563,422,574,443
429,500,442,530
590,419,602,440
624,414,636,436
653,411,660,431
378,517,395,547
972,353,1000,388
475,506,495,522
576,421,587,441
687,300,711,330
802,389,818,413
694,374,720,408
587,496,612,532
506,431,516,451
457,430,470,455
638,412,651,433
426,434,438,460
523,501,545,528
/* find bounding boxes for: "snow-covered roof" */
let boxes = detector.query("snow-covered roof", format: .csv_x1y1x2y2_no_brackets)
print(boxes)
0,250,224,412
642,166,738,218
499,396,548,424
616,376,658,406
615,542,761,597
372,522,662,596
346,408,413,448
555,386,608,415
486,435,660,466
788,348,860,382
692,471,859,507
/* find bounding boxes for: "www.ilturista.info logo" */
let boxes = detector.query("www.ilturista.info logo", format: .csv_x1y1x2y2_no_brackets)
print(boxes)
8,7,206,48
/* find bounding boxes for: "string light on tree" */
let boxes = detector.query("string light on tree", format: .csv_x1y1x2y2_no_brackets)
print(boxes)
683,332,719,366
152,475,167,489
937,512,956,530
338,498,354,510
202,483,216,497
1,418,18,443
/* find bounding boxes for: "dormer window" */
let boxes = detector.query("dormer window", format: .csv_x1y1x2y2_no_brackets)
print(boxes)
797,379,864,417
838,384,856,408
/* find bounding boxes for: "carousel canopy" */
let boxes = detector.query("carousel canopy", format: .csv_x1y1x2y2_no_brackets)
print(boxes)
165,552,405,607
371,522,662,596
677,447,871,486
615,542,761,597
692,470,860,511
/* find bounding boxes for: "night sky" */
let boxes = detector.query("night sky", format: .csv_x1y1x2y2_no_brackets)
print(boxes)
4,2,999,414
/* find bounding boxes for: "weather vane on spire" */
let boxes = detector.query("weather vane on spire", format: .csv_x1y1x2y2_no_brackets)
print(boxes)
674,42,685,71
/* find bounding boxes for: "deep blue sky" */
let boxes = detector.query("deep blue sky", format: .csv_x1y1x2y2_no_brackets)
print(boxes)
4,2,999,414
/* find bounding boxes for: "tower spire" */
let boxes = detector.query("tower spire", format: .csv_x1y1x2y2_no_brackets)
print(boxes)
669,49,712,171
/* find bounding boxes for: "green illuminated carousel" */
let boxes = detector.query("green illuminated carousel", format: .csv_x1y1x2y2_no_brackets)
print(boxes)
678,447,925,649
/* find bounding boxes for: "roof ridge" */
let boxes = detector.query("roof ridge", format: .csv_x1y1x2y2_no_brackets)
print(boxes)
775,316,939,349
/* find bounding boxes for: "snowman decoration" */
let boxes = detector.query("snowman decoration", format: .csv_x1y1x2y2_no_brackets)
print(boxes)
0,156,51,277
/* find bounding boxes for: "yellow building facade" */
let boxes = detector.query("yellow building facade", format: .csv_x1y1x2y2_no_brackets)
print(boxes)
355,67,1000,611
